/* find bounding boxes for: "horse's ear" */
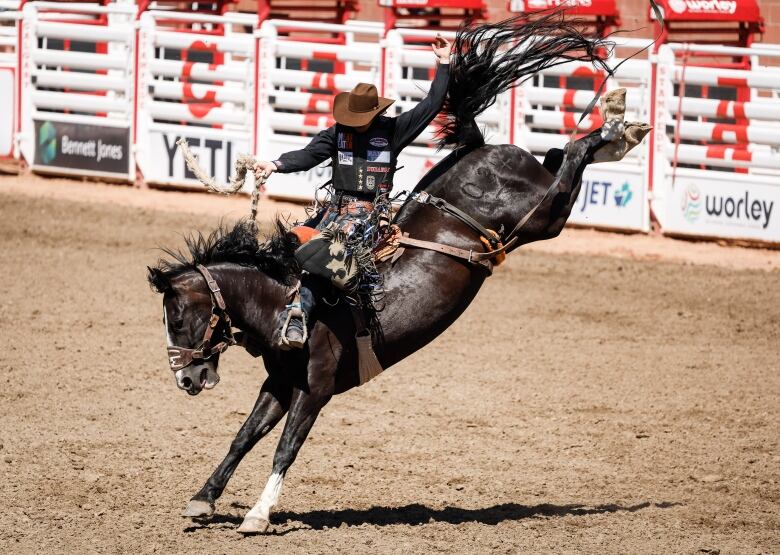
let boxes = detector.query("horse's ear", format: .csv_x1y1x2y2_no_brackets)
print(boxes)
147,266,171,293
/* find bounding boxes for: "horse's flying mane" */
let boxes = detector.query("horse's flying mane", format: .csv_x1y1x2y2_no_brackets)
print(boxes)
148,219,300,290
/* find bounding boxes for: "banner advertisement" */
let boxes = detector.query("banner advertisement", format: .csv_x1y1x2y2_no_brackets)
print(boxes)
567,165,647,231
148,131,251,188
0,68,14,158
33,120,130,176
665,176,780,243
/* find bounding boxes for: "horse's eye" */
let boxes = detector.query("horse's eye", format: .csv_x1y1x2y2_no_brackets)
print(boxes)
172,319,184,330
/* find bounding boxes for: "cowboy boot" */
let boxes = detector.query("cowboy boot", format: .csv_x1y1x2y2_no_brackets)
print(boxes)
279,284,317,350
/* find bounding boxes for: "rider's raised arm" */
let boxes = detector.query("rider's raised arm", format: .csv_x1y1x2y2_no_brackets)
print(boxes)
392,62,450,152
271,126,336,173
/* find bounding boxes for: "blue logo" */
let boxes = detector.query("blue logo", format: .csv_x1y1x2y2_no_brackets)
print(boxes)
578,179,634,213
613,182,633,207
38,121,57,164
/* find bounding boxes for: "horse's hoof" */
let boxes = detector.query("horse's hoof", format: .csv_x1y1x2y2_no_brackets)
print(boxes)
181,499,214,518
237,516,270,534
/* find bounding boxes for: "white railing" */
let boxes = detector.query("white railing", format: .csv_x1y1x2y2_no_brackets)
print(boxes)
652,43,780,243
135,9,256,187
0,1,19,159
18,2,136,179
513,39,653,232
256,19,384,200
5,8,780,243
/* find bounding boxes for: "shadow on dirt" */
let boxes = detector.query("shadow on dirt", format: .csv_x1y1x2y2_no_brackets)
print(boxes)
184,501,681,534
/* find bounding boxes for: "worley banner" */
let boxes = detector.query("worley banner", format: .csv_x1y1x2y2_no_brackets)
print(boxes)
665,176,780,243
33,120,131,177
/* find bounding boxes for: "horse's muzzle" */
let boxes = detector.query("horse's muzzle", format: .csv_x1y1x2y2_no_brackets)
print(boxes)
175,363,220,395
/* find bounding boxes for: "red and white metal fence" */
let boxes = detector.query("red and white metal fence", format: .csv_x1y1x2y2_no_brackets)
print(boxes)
513,38,654,232
0,1,19,161
383,27,510,192
18,2,136,179
3,3,780,244
652,43,780,243
135,9,256,187
256,19,384,200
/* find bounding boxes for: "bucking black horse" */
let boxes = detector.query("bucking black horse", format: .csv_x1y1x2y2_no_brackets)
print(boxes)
147,13,650,533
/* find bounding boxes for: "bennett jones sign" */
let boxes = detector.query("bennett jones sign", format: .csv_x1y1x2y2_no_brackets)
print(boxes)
33,120,130,176
667,178,779,243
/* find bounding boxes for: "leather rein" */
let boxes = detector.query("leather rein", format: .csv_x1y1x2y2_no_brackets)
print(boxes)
166,264,237,372
395,191,518,274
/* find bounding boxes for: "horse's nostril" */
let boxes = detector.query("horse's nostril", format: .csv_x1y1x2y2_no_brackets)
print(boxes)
181,376,193,389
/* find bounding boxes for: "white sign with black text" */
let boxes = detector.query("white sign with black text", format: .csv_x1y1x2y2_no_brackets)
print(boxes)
567,165,648,231
147,131,251,189
0,67,15,158
665,175,780,243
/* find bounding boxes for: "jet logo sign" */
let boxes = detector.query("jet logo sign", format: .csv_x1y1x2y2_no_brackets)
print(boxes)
577,180,634,213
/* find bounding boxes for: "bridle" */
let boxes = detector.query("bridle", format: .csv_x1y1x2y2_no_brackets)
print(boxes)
166,264,237,372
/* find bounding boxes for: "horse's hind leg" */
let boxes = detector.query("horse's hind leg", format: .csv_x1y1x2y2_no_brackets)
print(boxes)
183,374,292,517
544,131,609,236
237,370,334,534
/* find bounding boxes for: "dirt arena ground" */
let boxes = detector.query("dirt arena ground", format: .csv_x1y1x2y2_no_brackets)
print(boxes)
1,174,778,554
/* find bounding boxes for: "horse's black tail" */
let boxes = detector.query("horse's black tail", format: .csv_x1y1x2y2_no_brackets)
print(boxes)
438,10,615,148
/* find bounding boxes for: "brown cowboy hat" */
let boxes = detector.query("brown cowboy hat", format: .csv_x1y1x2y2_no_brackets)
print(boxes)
333,83,395,127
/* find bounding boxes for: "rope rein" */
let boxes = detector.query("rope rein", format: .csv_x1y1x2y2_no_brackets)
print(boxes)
176,138,267,224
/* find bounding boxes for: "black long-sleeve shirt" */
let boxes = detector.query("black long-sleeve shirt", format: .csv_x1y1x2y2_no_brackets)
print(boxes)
272,63,450,173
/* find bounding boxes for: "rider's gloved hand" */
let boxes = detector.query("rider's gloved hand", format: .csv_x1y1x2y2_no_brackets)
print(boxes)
253,160,277,178
432,34,451,64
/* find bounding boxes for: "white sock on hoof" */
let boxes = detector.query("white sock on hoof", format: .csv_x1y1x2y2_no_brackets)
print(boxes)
245,472,285,522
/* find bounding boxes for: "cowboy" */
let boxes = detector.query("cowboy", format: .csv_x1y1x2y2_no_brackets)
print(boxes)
254,34,452,349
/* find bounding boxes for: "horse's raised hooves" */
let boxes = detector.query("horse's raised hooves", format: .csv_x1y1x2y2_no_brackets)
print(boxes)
181,499,214,518
237,516,270,535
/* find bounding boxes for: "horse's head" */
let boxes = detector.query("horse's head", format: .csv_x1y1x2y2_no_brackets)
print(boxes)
148,266,229,396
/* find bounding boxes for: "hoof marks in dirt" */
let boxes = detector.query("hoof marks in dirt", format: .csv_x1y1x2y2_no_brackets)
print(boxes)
182,499,215,518
237,517,270,535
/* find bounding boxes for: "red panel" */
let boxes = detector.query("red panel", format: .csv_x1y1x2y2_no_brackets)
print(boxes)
388,0,485,8
512,0,618,17
652,0,761,22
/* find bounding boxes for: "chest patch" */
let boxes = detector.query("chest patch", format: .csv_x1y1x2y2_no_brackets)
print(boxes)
367,150,390,163
338,151,353,165
337,132,352,150
369,137,389,148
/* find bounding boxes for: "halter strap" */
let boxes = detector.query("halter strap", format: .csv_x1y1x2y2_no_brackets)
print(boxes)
196,264,226,310
166,266,237,372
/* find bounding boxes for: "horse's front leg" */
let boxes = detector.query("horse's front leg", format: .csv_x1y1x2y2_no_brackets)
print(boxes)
237,347,337,533
183,373,292,517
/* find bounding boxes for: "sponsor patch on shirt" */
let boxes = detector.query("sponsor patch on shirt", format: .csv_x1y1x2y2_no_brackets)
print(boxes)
337,132,352,150
338,151,353,165
366,165,390,173
367,150,390,163
369,137,389,148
